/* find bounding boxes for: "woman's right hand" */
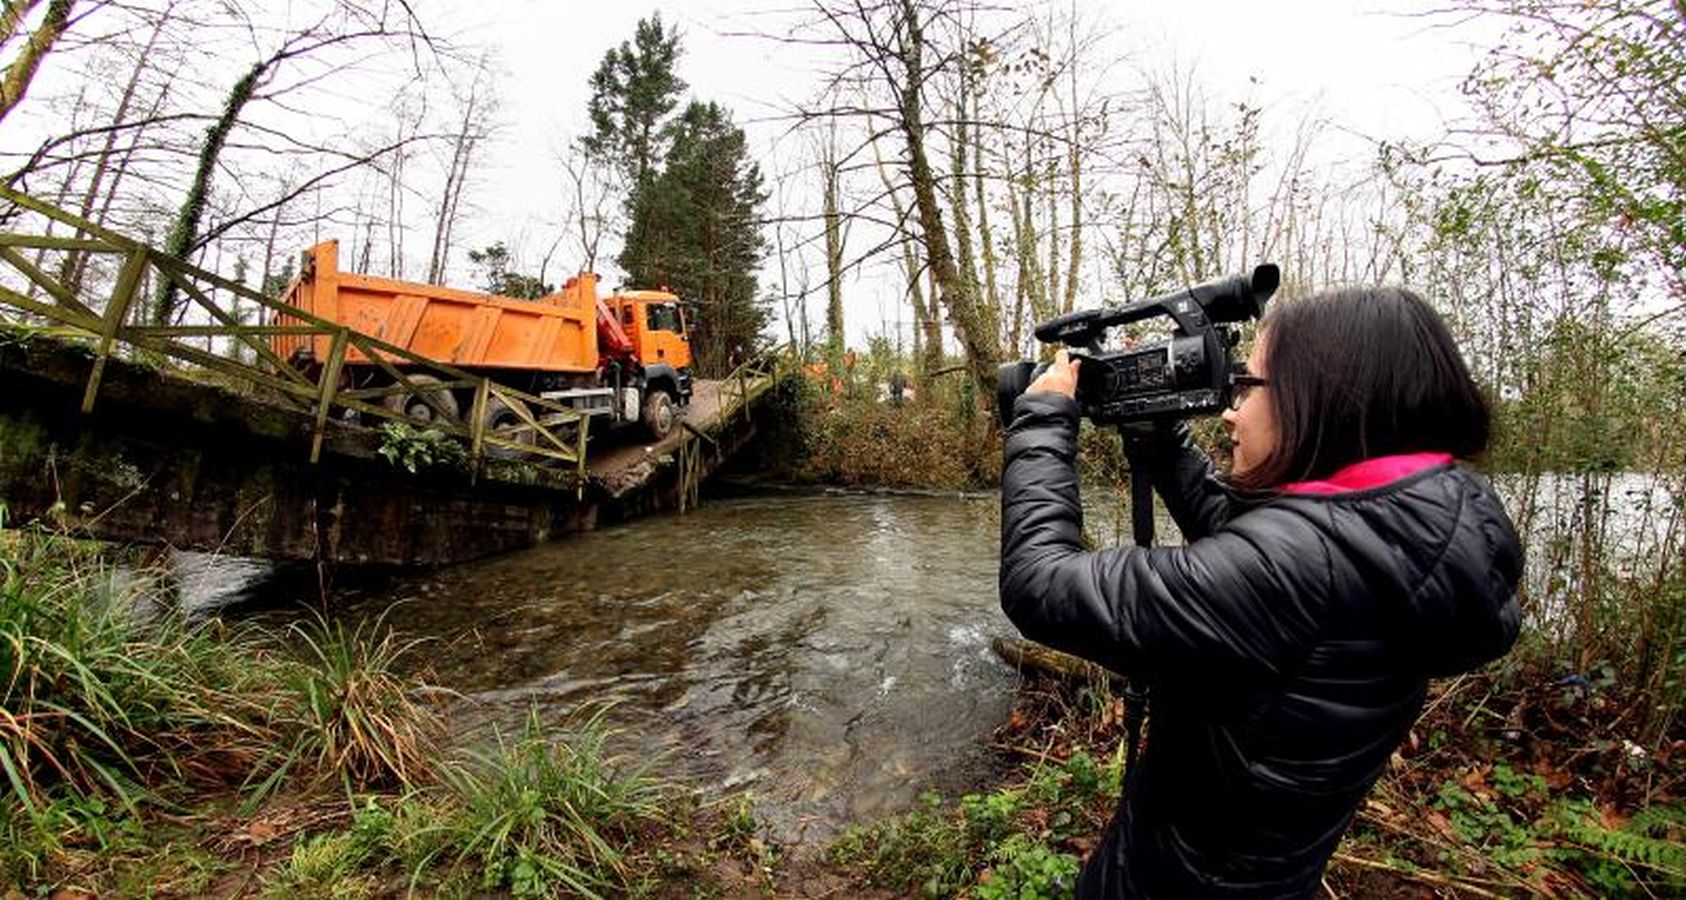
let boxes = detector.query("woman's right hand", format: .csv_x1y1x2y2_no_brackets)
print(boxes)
1027,348,1080,399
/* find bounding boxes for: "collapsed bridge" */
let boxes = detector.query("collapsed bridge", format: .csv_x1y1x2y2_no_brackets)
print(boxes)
0,188,796,565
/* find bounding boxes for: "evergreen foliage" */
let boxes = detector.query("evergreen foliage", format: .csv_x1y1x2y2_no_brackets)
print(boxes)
261,258,295,300
584,17,768,378
581,13,686,192
467,242,551,299
621,101,769,375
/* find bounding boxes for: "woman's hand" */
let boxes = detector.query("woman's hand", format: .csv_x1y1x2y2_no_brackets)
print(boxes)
1027,348,1080,399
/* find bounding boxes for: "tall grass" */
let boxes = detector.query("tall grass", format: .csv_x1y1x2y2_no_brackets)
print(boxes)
0,524,271,815
0,517,445,889
429,707,675,899
264,612,441,797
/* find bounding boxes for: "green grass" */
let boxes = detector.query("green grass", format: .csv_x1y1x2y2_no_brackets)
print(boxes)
0,517,445,892
0,523,272,824
828,748,1115,898
265,611,442,798
428,706,676,898
265,798,400,899
0,516,715,897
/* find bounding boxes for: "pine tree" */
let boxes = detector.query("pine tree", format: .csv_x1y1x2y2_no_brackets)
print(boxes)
468,241,551,299
621,101,768,375
581,14,685,193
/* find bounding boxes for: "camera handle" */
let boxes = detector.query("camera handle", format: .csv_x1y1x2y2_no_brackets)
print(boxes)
1122,438,1155,785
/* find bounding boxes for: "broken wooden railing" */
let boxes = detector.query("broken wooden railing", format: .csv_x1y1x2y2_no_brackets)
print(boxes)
675,345,799,512
0,186,587,478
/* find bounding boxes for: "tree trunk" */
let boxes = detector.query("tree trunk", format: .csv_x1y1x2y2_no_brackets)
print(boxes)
947,94,983,340
428,73,487,286
0,0,73,125
1044,151,1062,315
822,141,845,368
1061,111,1083,315
0,1,42,49
27,156,79,299
773,215,799,348
1009,148,1051,348
387,124,409,278
971,90,1001,332
1005,172,1033,354
873,134,939,378
893,0,999,408
62,2,173,296
152,61,262,326
991,637,1124,687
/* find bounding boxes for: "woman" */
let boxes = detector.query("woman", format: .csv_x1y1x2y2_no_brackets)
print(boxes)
998,286,1522,898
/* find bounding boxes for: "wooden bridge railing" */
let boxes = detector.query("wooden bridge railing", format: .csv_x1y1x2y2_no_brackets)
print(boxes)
675,344,799,512
0,187,588,476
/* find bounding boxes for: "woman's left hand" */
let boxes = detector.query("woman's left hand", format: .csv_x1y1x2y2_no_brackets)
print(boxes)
1027,348,1080,399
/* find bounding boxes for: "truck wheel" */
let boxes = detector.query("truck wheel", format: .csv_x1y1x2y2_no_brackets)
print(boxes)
642,390,677,440
482,395,537,458
384,374,459,424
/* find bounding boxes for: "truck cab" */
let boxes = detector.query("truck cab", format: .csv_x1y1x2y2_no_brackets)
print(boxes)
607,291,693,405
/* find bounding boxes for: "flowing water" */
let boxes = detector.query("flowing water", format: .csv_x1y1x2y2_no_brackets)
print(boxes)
190,490,1028,842
175,469,1677,842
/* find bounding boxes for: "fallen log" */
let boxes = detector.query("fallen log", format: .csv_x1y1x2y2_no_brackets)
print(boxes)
991,637,1126,688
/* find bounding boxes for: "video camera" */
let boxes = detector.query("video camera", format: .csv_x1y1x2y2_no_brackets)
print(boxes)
997,265,1279,427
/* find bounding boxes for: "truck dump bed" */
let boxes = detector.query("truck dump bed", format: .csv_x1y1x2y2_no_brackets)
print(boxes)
271,241,599,374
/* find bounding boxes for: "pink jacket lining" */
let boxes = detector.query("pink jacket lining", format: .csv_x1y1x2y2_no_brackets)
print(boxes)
1279,452,1454,496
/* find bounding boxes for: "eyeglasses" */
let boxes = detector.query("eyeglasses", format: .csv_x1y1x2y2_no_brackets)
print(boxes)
1229,374,1270,410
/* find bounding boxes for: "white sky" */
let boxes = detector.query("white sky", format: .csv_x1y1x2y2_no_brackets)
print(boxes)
449,1,1488,345
4,1,1496,347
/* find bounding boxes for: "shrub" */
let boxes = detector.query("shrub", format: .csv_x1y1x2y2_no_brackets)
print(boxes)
0,525,271,815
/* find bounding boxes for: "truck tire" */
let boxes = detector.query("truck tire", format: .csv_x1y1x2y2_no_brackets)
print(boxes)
641,389,677,440
482,394,537,458
384,374,459,424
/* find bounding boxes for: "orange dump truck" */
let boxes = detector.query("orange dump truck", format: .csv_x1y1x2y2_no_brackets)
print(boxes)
271,240,693,439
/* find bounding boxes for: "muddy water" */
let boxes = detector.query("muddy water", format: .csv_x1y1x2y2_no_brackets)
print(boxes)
322,491,1019,841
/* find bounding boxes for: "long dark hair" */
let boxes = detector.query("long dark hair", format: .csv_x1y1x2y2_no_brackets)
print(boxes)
1231,286,1490,491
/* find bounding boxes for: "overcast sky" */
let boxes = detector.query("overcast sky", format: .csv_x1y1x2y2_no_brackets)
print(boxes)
442,0,1488,343
4,1,1496,347
468,0,1483,214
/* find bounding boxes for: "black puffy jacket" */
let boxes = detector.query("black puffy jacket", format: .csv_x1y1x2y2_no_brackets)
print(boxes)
998,393,1522,899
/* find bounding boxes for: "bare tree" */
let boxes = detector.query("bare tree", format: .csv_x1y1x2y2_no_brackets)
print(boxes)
558,143,613,273
819,119,848,366
56,1,178,296
790,0,1004,403
426,60,494,285
0,0,79,124
150,0,442,325
870,129,939,376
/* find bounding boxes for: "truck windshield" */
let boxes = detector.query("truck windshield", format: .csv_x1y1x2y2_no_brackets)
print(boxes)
647,302,683,334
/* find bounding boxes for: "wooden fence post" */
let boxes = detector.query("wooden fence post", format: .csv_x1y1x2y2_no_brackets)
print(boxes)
469,378,491,464
309,328,349,463
81,248,149,413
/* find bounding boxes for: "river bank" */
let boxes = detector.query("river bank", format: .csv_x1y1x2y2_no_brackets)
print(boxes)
12,569,1681,900
6,447,1683,896
0,524,813,897
744,386,1685,895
